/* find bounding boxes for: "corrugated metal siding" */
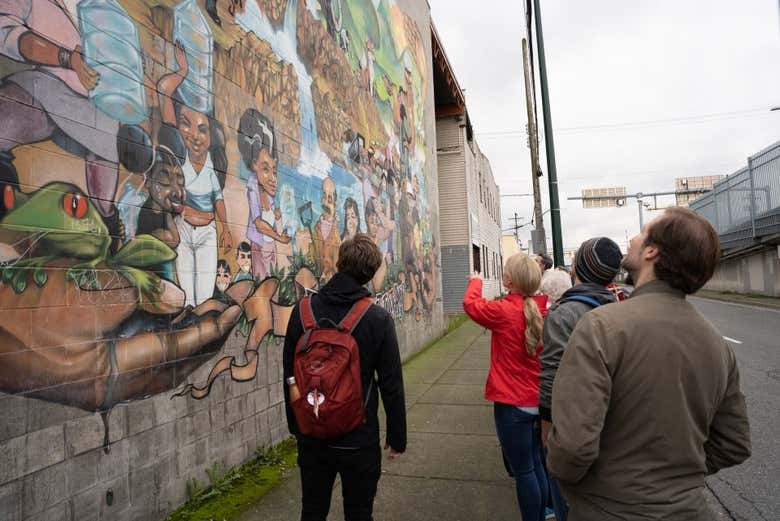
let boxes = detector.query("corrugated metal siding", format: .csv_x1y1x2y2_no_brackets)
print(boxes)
436,116,462,149
441,244,470,313
437,117,468,246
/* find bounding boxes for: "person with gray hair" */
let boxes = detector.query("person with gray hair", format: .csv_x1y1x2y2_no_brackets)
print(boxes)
539,269,573,309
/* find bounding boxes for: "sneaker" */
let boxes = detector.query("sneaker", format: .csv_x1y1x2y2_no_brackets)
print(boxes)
545,507,556,520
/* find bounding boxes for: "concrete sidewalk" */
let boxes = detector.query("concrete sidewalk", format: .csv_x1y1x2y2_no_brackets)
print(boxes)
237,320,519,521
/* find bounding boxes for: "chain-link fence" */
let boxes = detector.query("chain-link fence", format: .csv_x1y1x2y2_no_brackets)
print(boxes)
690,141,780,252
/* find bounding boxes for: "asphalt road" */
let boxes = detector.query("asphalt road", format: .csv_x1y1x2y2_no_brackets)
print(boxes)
689,297,780,521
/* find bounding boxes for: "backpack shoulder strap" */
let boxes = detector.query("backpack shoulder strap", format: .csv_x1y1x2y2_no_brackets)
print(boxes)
562,295,603,308
339,297,374,334
300,295,317,331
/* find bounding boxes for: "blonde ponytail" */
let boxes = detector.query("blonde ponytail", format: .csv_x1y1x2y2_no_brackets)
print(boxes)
504,252,544,356
523,296,543,356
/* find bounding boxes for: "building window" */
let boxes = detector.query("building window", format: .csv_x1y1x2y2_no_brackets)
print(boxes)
472,244,481,274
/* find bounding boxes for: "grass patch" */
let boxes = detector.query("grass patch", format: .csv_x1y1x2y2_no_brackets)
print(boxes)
446,313,469,334
402,313,470,366
165,438,297,521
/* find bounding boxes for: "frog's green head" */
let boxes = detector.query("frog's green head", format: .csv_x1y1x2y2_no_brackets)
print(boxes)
1,182,109,258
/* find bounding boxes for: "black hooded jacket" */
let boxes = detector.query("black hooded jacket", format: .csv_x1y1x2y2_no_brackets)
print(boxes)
282,273,407,452
539,283,617,421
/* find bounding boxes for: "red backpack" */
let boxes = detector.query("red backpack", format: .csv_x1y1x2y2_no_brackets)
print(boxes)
291,295,373,438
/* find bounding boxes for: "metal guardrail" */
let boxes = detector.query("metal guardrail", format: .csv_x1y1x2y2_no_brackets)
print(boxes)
690,141,780,252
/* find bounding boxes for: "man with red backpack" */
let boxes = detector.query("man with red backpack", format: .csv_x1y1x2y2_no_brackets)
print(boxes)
283,233,406,521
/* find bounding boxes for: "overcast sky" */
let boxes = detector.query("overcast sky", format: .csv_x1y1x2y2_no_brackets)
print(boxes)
429,0,780,259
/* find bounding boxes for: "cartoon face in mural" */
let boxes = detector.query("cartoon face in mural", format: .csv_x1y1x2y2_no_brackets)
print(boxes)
0,0,435,419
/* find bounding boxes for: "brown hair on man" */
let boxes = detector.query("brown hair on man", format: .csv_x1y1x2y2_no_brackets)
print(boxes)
336,232,383,285
643,206,721,294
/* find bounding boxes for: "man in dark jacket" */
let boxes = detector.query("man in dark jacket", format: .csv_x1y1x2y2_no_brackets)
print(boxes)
547,208,750,520
283,233,406,521
539,237,622,521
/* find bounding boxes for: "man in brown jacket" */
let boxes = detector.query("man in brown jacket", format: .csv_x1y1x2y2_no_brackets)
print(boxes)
547,207,751,520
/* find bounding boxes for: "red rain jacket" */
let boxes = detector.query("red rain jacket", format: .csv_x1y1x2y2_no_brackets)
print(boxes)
463,278,548,407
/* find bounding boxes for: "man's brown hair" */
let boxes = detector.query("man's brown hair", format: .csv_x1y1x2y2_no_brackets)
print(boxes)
337,233,382,285
644,207,721,294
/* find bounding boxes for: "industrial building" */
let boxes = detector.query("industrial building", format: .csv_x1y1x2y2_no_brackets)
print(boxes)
432,25,503,313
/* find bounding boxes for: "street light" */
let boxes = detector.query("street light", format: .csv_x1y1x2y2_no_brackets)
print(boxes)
772,106,780,111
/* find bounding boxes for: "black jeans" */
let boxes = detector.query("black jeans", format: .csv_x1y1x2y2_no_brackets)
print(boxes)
298,443,382,521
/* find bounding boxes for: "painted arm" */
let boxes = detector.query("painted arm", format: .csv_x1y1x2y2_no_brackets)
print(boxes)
0,268,242,411
158,42,189,126
155,213,180,249
254,215,290,243
12,32,99,90
214,199,234,252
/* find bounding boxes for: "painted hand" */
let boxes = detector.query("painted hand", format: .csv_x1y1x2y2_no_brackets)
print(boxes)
220,229,234,253
174,41,189,75
71,46,99,91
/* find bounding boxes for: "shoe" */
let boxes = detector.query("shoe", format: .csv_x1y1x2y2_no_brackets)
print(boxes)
545,507,556,520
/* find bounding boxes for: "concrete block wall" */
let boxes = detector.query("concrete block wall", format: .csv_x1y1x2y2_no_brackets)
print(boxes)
705,246,780,297
0,0,443,519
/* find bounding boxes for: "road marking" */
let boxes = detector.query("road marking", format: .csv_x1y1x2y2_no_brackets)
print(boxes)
689,296,780,314
723,336,743,345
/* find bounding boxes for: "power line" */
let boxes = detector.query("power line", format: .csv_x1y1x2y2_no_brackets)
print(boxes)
556,163,740,183
495,162,740,187
477,107,775,138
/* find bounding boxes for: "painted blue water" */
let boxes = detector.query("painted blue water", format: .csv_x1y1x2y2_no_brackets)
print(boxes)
235,0,364,246
236,0,331,178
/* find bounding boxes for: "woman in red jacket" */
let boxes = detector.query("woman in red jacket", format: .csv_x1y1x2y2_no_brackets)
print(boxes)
463,253,549,521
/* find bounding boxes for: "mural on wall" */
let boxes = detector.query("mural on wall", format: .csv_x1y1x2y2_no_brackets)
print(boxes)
0,0,435,432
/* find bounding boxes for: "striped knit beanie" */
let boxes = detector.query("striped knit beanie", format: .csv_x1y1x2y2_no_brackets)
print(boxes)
574,237,622,285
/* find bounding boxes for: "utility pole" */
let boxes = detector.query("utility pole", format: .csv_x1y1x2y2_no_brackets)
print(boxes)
533,0,564,266
513,213,522,241
637,196,645,230
521,38,546,253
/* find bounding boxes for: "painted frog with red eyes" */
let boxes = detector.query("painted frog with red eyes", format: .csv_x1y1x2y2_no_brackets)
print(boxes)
1,182,175,299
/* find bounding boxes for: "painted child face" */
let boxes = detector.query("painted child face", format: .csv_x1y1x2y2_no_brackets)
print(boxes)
236,250,251,273
366,211,378,236
345,206,358,235
253,148,277,196
178,106,211,160
216,266,231,292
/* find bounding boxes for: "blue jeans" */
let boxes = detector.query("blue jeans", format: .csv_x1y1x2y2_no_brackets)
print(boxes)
494,403,549,521
546,456,569,521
